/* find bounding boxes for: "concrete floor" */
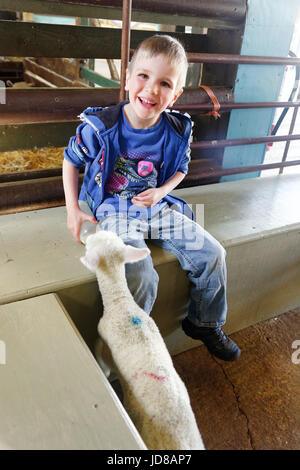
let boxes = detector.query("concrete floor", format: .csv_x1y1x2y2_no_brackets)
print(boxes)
110,308,300,450
173,309,300,450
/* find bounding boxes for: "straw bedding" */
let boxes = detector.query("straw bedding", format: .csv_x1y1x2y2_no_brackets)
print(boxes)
0,147,64,173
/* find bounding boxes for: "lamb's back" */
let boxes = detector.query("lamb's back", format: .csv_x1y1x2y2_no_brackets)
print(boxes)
98,305,174,370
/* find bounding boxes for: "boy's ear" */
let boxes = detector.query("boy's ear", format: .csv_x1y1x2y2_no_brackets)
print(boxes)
169,88,183,107
125,68,130,92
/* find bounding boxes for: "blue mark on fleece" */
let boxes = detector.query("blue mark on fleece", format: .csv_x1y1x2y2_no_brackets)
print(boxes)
131,316,142,326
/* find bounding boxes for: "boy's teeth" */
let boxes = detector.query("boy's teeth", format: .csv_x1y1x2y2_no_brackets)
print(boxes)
140,98,154,105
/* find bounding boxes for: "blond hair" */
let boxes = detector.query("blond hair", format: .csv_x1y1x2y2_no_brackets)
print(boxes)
128,35,188,92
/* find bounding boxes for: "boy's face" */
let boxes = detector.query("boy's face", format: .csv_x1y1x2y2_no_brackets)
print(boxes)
124,53,183,129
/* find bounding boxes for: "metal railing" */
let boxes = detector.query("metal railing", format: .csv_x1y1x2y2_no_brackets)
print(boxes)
119,0,300,180
1,1,299,214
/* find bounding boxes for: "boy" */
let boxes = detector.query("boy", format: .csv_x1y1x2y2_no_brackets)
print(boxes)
63,35,240,362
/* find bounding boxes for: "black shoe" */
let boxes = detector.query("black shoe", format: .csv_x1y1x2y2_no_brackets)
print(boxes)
182,317,241,362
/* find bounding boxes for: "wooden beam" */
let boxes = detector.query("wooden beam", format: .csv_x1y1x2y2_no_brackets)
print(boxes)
0,86,234,124
0,0,241,30
1,87,121,124
35,58,79,81
24,70,57,87
0,121,77,151
0,167,84,183
41,0,246,21
0,174,82,214
0,176,65,213
23,58,87,87
0,20,208,58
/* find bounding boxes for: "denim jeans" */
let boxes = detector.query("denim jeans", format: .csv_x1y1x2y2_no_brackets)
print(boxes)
82,201,227,329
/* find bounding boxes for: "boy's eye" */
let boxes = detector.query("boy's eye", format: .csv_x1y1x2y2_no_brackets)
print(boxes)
161,81,171,88
138,73,148,79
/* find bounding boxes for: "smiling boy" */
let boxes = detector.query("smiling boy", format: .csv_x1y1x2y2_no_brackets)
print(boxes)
124,51,185,210
63,35,240,362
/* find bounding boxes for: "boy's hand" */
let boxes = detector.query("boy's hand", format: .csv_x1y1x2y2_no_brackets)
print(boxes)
67,207,97,243
131,187,166,207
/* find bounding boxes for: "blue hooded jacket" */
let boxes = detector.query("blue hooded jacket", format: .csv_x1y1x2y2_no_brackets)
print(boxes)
64,101,193,219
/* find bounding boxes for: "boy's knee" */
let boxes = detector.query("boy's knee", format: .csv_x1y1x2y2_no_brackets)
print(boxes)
125,244,159,313
125,252,159,292
205,234,226,264
214,240,226,263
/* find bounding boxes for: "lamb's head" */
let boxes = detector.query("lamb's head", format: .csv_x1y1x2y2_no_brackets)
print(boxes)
80,230,150,272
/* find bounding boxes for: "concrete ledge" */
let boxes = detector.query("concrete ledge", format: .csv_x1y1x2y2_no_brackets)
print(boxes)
0,294,145,450
161,174,300,354
1,174,300,356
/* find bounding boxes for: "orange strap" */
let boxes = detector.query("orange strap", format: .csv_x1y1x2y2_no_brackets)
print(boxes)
200,85,221,119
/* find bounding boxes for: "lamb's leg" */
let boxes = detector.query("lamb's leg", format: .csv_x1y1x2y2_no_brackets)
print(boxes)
94,336,118,382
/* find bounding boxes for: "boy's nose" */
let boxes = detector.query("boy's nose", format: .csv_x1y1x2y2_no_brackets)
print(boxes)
145,81,158,95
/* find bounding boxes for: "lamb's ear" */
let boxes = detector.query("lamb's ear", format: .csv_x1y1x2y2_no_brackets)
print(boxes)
80,254,99,272
123,245,150,263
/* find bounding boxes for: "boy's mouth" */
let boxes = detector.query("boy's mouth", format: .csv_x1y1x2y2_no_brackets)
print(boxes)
138,97,156,109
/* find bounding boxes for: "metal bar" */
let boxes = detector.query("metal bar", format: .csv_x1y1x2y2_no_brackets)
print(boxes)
80,67,119,88
187,52,300,66
174,101,300,112
191,134,300,151
187,159,300,181
120,0,132,102
279,106,299,175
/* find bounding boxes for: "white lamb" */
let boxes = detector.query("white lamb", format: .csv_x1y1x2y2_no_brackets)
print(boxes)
80,230,204,450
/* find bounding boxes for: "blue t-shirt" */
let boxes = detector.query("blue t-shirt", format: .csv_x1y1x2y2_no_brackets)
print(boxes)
96,108,167,220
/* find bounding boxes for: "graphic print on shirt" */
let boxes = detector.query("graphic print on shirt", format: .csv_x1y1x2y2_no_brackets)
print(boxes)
105,150,160,199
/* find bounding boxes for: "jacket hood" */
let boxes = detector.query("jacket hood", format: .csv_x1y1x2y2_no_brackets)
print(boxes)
79,101,127,133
